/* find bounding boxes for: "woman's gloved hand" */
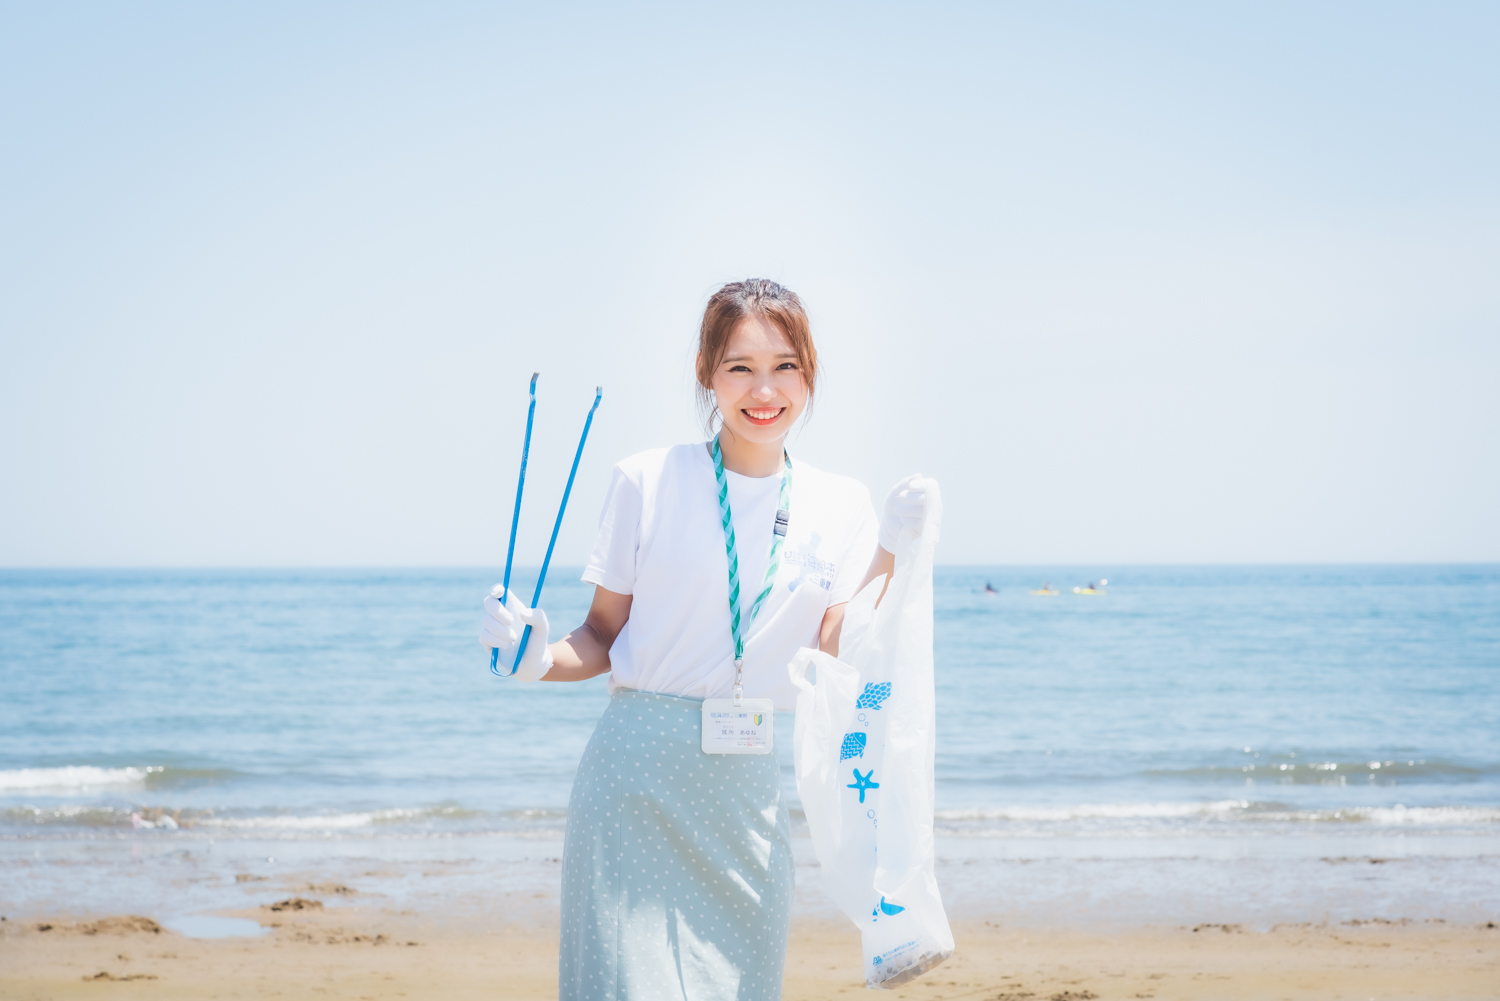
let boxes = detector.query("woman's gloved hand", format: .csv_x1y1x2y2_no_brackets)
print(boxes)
480,585,554,681
878,473,930,554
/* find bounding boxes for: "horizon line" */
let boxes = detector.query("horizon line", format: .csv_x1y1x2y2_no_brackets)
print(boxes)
2,562,1498,572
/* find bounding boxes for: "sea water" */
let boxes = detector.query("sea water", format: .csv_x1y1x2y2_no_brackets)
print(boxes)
2,566,1497,925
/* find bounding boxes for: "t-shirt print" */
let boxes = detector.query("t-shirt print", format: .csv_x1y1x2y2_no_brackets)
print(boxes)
783,530,838,593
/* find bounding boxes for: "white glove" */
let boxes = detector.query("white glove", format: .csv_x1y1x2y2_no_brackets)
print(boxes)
878,473,930,554
480,585,553,682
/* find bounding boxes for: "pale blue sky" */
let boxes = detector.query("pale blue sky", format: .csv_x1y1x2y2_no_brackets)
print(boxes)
2,2,1497,566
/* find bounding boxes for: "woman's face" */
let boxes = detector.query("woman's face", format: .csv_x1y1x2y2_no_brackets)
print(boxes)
707,314,809,447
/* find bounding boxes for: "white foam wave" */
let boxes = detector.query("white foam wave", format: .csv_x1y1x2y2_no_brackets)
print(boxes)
934,802,1500,826
0,766,160,791
1254,805,1500,825
197,808,439,831
936,800,1252,822
2,804,130,823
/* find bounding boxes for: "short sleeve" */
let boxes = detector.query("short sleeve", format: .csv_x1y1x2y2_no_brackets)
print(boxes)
827,484,879,605
582,465,642,595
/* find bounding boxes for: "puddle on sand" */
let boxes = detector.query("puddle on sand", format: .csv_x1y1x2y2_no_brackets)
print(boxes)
159,915,269,939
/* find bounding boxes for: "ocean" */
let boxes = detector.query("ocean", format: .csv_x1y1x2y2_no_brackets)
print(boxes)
3,566,1498,927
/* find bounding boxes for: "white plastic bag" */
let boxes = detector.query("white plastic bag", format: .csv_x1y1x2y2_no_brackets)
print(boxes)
788,480,953,989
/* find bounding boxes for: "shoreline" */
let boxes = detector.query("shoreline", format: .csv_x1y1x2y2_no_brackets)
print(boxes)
6,833,1500,932
4,840,1498,999
2,907,1496,1000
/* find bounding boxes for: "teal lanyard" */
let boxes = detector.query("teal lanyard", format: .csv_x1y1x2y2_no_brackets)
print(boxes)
710,436,793,702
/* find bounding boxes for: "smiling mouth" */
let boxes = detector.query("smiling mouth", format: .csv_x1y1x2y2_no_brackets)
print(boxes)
742,407,785,426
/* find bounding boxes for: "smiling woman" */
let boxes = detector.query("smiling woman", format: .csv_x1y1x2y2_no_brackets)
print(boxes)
478,279,935,1001
695,279,819,448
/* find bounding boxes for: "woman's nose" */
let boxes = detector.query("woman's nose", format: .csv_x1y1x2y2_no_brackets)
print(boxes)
752,379,776,401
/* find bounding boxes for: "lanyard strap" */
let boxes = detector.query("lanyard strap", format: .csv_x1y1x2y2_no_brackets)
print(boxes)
710,436,793,704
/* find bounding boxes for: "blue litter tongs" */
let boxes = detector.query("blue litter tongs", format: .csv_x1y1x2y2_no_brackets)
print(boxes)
490,375,603,677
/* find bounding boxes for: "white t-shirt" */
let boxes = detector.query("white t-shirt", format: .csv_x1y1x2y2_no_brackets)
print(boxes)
582,442,879,712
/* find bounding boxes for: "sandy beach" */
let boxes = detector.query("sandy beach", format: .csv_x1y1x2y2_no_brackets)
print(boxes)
3,833,1498,999
3,900,1496,1000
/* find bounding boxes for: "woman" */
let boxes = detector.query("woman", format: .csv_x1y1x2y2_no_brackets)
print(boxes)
481,279,929,1001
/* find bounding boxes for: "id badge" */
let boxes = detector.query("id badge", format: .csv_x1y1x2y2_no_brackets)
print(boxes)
701,699,775,755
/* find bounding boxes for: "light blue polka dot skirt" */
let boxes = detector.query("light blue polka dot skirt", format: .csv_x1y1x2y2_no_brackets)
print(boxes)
559,688,794,1001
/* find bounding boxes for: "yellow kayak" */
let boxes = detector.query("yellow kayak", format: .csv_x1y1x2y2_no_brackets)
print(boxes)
1072,587,1106,595
1029,589,1059,596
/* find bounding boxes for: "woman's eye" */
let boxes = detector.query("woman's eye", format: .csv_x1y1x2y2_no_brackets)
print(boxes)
728,364,751,373
777,362,799,371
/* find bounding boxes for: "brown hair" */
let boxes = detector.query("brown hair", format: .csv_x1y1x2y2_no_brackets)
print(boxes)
695,279,818,433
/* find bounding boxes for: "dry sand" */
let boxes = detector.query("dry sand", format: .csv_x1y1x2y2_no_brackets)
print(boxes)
1,904,1496,1000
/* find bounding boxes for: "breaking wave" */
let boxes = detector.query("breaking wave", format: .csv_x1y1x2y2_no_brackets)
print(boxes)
1250,805,1500,825
0,803,559,834
194,807,483,830
933,801,1500,829
1147,758,1493,784
0,765,236,792
0,766,159,791
936,800,1253,821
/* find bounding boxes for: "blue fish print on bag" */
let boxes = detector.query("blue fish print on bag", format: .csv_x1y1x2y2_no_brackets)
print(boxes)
855,682,892,710
871,896,906,921
839,732,867,760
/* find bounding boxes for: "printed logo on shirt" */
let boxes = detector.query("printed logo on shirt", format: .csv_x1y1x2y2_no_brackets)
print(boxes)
784,531,836,593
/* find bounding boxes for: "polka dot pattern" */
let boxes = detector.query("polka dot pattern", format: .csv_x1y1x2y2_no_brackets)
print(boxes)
559,689,794,1000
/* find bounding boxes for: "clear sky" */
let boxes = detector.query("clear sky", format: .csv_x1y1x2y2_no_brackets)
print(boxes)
2,2,1497,567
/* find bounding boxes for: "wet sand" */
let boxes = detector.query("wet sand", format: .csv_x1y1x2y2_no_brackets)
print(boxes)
2,905,1496,1000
